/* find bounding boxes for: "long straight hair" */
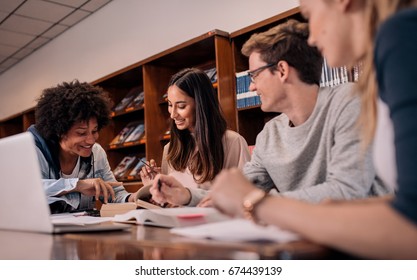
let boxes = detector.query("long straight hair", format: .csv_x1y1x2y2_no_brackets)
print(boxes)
167,68,227,183
357,0,417,147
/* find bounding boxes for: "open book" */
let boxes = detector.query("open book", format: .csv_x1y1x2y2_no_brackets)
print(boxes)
100,184,161,217
112,207,230,228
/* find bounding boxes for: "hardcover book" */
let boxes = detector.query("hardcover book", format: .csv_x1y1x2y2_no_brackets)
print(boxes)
112,87,140,114
125,90,144,110
124,123,145,143
204,67,217,83
109,122,140,146
128,156,147,178
113,155,136,179
100,185,162,217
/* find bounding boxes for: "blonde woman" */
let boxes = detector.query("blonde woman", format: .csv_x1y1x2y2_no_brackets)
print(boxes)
210,0,417,259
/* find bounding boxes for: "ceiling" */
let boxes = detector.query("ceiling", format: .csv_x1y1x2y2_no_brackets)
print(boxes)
0,0,112,76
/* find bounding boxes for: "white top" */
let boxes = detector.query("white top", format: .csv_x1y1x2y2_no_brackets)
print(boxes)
161,129,251,206
373,99,397,191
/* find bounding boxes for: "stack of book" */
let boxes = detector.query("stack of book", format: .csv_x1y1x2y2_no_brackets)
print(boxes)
113,156,147,181
319,59,360,87
204,67,217,83
235,71,260,109
109,122,145,148
111,87,144,116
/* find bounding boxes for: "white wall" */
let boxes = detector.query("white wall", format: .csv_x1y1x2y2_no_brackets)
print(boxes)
0,0,298,119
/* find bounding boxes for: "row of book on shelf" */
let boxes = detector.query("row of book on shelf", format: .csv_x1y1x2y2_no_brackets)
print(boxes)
320,59,360,87
112,67,216,113
112,87,145,116
235,71,261,109
110,122,145,147
235,59,359,109
113,155,147,181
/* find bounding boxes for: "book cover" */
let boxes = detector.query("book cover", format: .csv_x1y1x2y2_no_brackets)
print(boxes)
112,87,140,114
112,207,229,228
100,201,161,217
109,122,140,146
125,90,144,110
124,123,145,143
113,155,136,179
100,184,162,217
204,67,217,83
128,156,147,178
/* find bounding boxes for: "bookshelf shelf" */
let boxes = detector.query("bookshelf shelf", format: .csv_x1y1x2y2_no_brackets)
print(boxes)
237,104,261,111
111,105,144,118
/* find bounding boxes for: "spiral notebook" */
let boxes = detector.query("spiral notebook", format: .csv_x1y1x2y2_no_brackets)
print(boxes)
0,132,130,234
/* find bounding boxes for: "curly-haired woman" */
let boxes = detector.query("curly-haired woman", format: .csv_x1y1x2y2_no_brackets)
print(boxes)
28,80,139,213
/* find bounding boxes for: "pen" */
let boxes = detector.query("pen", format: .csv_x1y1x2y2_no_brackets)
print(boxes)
158,179,162,192
156,179,167,207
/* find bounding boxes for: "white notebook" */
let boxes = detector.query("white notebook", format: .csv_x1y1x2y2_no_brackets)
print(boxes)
171,219,299,243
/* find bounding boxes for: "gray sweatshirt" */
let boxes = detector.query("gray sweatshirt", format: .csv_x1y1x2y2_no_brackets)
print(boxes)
244,83,390,203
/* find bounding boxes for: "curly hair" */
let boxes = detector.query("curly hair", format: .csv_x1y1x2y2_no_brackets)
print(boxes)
35,80,112,142
242,19,323,85
166,68,227,183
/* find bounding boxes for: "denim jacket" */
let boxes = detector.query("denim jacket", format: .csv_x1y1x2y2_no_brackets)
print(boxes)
28,125,129,212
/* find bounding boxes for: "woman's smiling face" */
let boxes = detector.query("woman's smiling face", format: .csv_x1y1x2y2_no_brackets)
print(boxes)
59,118,99,158
167,85,196,132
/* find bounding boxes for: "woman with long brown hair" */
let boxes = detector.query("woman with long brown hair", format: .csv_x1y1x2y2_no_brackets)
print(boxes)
143,68,250,206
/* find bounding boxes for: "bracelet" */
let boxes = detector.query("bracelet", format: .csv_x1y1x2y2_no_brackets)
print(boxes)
242,188,268,224
183,187,192,206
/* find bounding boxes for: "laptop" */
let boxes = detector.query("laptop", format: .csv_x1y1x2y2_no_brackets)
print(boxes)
0,132,130,234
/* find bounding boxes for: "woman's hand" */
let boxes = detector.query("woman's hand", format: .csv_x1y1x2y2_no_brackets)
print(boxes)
210,168,257,217
149,174,191,206
197,195,213,207
75,178,122,203
139,159,161,186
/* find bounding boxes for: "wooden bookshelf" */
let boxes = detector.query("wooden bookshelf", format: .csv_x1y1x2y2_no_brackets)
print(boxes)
0,108,35,138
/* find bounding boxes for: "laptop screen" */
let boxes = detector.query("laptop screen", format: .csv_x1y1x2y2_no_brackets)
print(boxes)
0,132,55,233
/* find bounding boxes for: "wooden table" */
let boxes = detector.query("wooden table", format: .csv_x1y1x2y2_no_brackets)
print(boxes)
0,225,344,260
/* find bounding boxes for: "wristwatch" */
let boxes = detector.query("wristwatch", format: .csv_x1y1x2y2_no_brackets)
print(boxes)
242,188,268,224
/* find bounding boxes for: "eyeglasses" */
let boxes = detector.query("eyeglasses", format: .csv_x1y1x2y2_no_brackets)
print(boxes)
247,63,275,83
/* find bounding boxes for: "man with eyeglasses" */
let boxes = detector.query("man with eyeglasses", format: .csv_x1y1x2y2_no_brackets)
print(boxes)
238,19,389,203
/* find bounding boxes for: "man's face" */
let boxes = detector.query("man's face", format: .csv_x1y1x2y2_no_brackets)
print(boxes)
248,51,284,113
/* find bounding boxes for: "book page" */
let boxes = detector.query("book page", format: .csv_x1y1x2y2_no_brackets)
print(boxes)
136,199,161,209
112,207,229,228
